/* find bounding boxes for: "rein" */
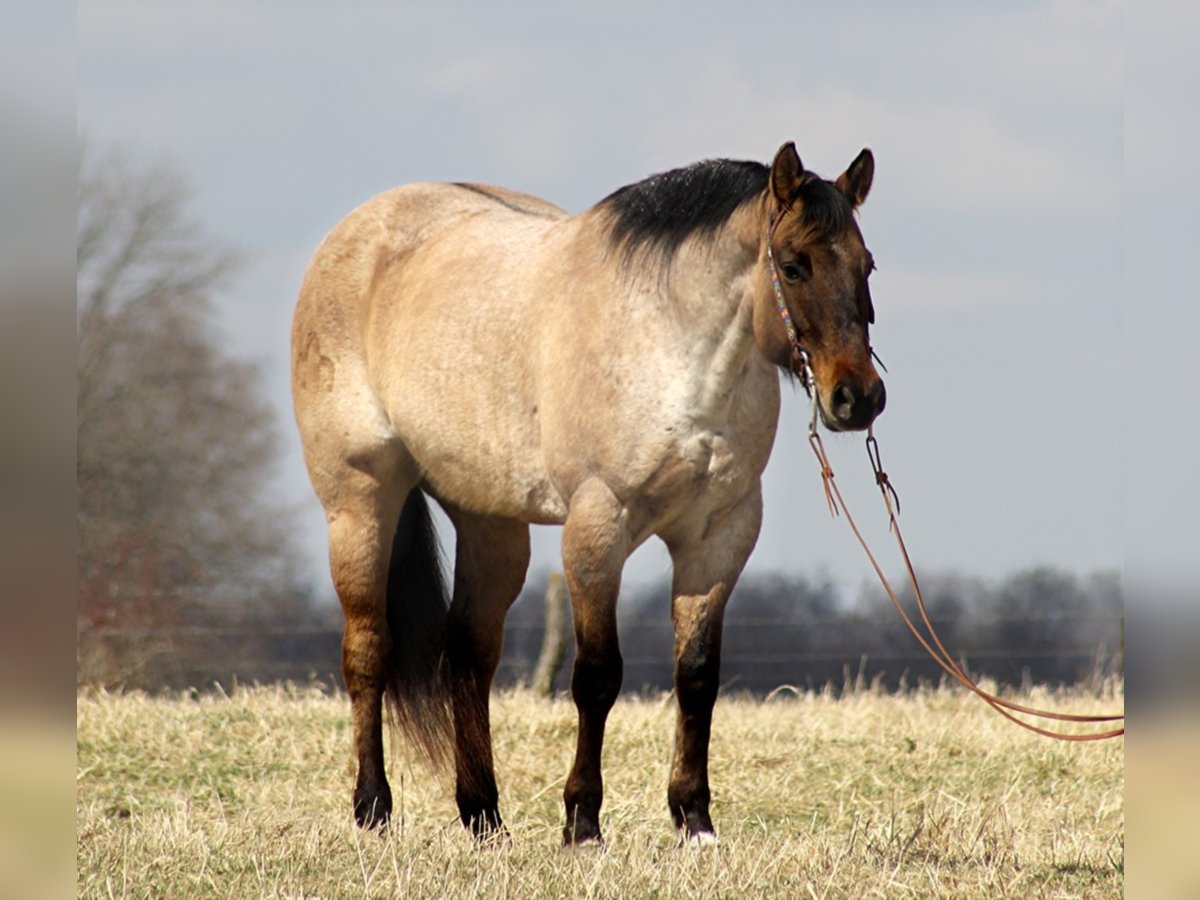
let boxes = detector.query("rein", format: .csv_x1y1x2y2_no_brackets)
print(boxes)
765,213,1125,741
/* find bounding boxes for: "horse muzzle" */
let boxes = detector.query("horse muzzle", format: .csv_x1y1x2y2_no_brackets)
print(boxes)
822,375,886,432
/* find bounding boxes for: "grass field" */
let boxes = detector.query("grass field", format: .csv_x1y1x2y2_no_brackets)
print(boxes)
76,681,1123,898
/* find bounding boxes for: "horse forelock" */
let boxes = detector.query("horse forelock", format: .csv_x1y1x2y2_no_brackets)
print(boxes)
598,159,769,267
784,176,854,239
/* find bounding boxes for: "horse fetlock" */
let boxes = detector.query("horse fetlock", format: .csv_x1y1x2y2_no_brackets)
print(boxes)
681,828,720,849
673,805,715,840
668,783,713,833
562,805,604,847
562,771,605,842
459,804,505,841
353,781,392,830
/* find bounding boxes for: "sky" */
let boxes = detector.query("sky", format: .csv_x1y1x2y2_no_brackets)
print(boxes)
75,1,1197,604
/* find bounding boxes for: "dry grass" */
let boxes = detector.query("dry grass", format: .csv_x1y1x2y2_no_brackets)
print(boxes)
76,681,1123,898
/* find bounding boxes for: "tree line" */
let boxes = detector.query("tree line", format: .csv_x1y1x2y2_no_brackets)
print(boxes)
78,563,1121,694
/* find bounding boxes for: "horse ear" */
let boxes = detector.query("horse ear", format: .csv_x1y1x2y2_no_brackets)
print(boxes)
770,142,804,207
836,148,874,208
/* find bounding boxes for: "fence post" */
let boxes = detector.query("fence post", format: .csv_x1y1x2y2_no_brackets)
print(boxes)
532,571,569,698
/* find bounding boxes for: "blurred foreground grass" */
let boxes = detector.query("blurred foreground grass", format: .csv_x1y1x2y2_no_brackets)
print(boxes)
76,682,1123,898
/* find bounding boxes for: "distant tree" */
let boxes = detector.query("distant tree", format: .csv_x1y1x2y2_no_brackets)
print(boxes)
1081,569,1123,677
986,567,1110,683
76,140,298,685
864,570,985,662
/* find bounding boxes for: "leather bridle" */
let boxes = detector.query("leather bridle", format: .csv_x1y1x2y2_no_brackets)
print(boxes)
765,208,817,402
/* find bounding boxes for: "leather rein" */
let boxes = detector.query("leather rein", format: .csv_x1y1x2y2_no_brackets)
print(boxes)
765,213,1125,741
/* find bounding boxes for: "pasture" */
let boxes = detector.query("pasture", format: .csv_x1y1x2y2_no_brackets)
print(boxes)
76,682,1123,898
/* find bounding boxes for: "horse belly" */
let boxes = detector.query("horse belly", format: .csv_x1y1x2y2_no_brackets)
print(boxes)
427,449,568,524
387,384,568,523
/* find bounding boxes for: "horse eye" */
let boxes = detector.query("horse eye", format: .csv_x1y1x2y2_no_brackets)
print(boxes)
780,255,809,283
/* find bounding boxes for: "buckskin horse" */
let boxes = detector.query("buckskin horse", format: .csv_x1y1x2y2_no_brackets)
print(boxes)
291,141,885,845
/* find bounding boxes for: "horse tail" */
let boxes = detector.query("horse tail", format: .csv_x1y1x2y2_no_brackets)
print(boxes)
382,488,454,770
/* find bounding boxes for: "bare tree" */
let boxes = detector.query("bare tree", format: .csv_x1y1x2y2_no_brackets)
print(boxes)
77,140,296,685
531,572,569,697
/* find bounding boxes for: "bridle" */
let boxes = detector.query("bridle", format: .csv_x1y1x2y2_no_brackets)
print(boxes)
766,207,886,426
768,205,1125,741
765,208,816,405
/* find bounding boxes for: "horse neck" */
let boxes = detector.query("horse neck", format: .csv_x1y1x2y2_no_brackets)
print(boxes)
667,195,773,411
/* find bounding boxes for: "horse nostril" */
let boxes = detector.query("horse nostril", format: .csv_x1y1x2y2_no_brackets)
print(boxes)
869,379,886,414
830,378,885,428
833,382,857,421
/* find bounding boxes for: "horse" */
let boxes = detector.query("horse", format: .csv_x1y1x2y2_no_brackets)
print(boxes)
291,141,885,845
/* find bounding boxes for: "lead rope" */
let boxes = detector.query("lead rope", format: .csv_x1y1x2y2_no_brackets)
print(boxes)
766,213,1123,740
805,422,1124,741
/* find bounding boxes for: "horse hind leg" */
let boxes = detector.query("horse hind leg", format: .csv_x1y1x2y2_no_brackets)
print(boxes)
325,468,403,828
442,508,531,840
326,460,453,829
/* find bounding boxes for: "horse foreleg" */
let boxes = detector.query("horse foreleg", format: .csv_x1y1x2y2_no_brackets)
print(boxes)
561,479,628,846
665,487,762,843
445,511,530,840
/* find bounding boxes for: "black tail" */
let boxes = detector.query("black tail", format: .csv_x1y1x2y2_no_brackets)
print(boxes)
383,489,453,769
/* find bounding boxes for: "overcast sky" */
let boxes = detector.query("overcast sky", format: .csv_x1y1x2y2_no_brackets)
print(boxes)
77,1,1197,603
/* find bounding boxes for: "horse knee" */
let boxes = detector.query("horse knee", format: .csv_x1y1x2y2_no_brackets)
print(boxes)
673,611,723,714
572,650,623,712
675,638,721,713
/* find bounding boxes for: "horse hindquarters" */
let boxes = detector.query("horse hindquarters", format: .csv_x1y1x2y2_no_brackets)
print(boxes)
292,191,467,828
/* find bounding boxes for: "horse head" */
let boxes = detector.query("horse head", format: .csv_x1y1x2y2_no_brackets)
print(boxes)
752,141,885,432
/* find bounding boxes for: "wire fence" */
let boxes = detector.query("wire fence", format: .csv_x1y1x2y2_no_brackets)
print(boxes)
78,613,1126,638
79,611,1123,695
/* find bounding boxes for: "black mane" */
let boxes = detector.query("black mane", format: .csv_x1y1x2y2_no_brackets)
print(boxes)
600,157,853,265
600,159,769,262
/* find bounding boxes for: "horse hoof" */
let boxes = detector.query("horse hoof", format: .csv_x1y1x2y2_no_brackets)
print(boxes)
681,829,719,848
562,820,605,848
462,806,506,843
353,791,392,830
563,834,605,851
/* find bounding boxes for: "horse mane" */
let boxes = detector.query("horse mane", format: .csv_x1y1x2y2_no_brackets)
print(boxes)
599,157,853,267
599,159,768,265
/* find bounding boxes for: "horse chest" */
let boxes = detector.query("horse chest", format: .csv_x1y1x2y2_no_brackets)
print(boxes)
635,425,766,537
682,431,740,488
